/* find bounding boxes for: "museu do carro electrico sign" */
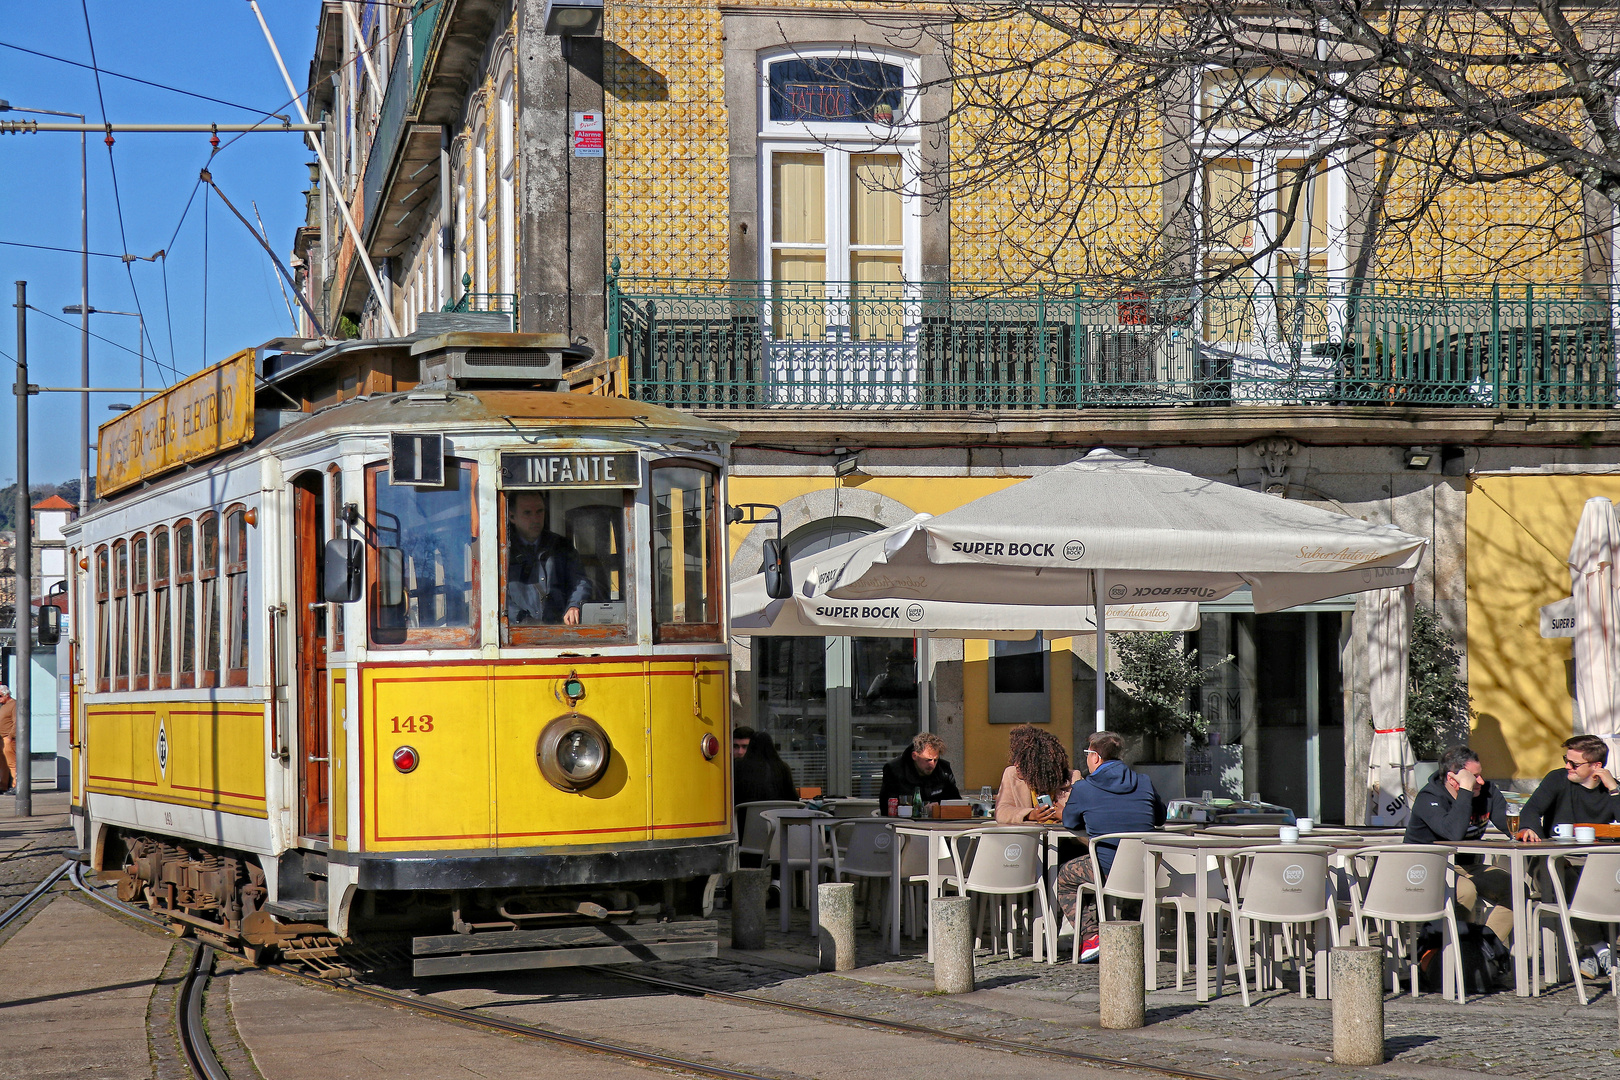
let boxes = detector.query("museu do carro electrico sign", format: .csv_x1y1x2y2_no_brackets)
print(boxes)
97,348,256,497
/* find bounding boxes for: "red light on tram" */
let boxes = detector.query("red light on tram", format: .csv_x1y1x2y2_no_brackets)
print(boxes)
393,746,419,773
700,733,720,760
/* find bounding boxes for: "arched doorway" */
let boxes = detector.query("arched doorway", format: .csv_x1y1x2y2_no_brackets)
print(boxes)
750,519,922,797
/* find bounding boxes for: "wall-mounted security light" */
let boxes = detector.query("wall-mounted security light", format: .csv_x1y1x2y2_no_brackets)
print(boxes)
1403,447,1436,470
543,0,603,36
834,453,862,478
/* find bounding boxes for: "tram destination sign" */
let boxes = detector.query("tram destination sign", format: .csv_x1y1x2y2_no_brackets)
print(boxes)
98,348,255,497
500,450,641,489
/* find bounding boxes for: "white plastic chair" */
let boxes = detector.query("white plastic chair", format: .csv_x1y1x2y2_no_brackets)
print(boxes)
1160,848,1233,992
1222,845,1341,1005
950,827,1055,961
1348,844,1465,1002
1531,849,1620,1005
832,818,902,936
736,800,802,864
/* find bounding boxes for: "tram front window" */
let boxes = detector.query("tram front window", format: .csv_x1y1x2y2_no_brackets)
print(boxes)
501,488,629,643
368,460,480,647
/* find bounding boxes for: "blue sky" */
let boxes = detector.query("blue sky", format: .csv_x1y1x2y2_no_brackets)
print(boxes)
2,1,320,486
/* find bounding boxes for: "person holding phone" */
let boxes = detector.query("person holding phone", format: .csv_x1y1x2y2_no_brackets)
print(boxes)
995,724,1079,824
1403,744,1516,950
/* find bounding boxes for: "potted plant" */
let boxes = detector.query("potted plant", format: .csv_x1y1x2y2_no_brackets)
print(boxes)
1406,605,1474,789
1110,632,1233,800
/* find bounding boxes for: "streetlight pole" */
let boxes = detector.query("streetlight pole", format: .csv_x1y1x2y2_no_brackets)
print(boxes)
13,281,32,817
63,306,146,396
0,102,88,513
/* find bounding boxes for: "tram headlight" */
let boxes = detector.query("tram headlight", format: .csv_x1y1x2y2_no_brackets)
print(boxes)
537,713,612,792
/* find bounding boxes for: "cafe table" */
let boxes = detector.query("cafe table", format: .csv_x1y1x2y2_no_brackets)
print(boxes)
1437,836,1547,997
884,819,986,956
1140,834,1254,1001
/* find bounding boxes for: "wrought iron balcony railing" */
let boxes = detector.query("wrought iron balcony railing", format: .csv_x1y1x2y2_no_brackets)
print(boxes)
443,276,517,329
607,267,1616,412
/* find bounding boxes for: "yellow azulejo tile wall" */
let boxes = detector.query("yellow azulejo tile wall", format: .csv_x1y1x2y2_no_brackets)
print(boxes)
84,702,268,818
1465,474,1620,780
604,1,729,280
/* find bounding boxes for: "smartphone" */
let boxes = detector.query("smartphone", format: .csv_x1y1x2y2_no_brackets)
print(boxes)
1036,794,1053,808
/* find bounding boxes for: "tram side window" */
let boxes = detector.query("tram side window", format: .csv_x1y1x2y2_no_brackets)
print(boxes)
132,534,150,690
651,463,721,642
225,506,249,684
95,547,110,692
329,467,345,651
153,527,172,689
368,460,479,647
500,487,630,643
200,513,221,683
176,519,197,687
113,540,130,691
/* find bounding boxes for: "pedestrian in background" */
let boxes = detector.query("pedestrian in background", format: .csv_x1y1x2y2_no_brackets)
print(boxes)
0,685,16,795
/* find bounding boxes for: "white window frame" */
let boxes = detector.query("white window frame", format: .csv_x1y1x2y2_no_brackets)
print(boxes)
497,75,516,296
472,112,489,295
756,46,922,288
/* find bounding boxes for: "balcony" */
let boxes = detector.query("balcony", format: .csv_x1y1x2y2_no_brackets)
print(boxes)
359,1,447,249
607,271,1616,413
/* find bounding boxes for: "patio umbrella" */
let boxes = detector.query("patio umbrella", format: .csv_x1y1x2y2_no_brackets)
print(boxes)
732,524,1199,637
1366,584,1416,826
1567,497,1620,763
807,449,1428,728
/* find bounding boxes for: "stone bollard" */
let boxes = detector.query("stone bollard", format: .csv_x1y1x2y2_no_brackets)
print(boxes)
1098,921,1146,1029
818,882,857,971
1330,946,1385,1066
730,868,770,950
931,896,975,994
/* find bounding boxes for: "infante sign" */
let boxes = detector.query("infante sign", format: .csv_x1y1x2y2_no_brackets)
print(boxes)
500,451,641,489
97,349,255,497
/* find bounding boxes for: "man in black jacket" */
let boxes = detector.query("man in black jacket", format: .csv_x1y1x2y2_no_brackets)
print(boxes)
1517,734,1620,839
879,732,961,807
505,492,591,626
1404,744,1516,947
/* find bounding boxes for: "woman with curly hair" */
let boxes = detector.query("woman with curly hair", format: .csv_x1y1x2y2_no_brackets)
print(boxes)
994,724,1080,824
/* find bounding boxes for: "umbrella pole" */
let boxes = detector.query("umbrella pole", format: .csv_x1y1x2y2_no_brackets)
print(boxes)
1095,569,1108,732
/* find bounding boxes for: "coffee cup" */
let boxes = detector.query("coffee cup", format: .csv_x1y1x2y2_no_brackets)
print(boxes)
1278,825,1300,844
1554,823,1574,839
1296,818,1314,834
1575,826,1597,843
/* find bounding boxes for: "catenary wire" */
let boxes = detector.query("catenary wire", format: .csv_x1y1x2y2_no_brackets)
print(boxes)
26,303,185,383
0,239,134,259
0,39,287,119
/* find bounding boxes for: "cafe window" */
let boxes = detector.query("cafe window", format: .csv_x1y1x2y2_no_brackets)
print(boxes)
113,540,129,691
153,526,172,689
651,462,720,643
225,505,250,684
500,486,630,646
95,546,110,691
368,459,479,648
199,512,221,686
176,519,196,687
132,534,150,690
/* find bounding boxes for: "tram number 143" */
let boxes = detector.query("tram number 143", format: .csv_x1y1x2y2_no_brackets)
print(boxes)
389,715,436,733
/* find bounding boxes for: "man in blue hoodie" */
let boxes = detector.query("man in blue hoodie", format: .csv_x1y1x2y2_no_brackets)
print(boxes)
1055,730,1166,961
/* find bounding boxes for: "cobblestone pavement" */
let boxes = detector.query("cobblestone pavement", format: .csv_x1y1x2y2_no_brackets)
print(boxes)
0,790,76,945
631,903,1620,1080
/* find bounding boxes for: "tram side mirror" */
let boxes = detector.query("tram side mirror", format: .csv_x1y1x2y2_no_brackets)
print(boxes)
35,605,62,647
378,547,406,608
763,538,793,600
323,538,363,604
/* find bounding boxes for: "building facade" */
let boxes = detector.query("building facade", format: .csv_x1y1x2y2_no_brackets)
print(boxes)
298,1,1620,820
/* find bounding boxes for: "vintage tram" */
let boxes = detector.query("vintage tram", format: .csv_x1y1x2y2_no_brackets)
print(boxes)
66,332,737,973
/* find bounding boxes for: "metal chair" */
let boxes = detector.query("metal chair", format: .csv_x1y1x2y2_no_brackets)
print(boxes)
950,826,1055,961
1347,844,1465,1002
1222,845,1340,1005
1531,849,1620,1005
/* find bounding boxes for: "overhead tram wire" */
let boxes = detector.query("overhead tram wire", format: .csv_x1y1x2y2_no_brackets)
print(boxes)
0,40,290,120
0,239,135,259
200,170,324,336
26,304,185,384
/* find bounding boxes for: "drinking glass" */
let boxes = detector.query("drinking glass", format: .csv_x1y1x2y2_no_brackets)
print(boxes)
980,785,993,803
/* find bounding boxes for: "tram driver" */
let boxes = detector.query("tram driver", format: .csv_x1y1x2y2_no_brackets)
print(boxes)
505,491,591,626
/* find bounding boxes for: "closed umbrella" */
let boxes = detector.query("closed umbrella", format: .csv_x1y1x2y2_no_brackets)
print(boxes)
1568,497,1620,763
808,450,1428,728
1366,585,1416,826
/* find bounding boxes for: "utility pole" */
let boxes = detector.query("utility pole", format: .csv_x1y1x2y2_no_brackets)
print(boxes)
13,281,32,816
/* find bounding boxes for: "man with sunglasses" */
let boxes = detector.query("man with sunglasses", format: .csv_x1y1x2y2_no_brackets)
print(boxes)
1517,734,1620,842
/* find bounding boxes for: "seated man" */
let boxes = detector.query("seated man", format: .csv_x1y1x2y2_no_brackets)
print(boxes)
878,732,962,807
1517,734,1620,976
1403,744,1517,951
505,491,591,626
1055,730,1166,962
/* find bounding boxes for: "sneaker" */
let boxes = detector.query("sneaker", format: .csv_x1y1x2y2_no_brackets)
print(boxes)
1578,953,1602,980
1078,934,1101,963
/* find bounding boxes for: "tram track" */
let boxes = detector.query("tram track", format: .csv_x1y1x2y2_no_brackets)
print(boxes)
54,862,1249,1080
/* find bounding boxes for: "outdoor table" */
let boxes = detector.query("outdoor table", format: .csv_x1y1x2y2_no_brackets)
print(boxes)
1439,836,1552,997
885,819,984,956
1140,834,1254,1001
771,809,832,934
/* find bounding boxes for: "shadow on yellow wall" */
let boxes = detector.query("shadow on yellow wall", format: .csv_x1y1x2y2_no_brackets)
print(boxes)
961,637,1078,792
1467,475,1620,778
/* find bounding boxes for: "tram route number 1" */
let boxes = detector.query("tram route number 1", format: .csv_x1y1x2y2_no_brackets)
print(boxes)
389,714,435,733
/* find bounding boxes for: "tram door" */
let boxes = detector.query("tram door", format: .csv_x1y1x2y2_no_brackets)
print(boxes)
292,474,330,839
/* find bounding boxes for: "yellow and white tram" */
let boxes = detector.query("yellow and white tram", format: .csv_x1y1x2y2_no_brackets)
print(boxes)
65,332,738,973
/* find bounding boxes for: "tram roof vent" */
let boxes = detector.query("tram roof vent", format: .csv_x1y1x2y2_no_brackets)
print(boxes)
412,332,585,390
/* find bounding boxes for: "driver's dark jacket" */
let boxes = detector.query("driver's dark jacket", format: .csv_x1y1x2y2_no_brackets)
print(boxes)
878,752,962,806
506,531,591,624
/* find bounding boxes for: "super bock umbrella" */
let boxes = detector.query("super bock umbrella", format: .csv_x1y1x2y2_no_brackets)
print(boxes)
808,450,1428,729
1366,585,1417,826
